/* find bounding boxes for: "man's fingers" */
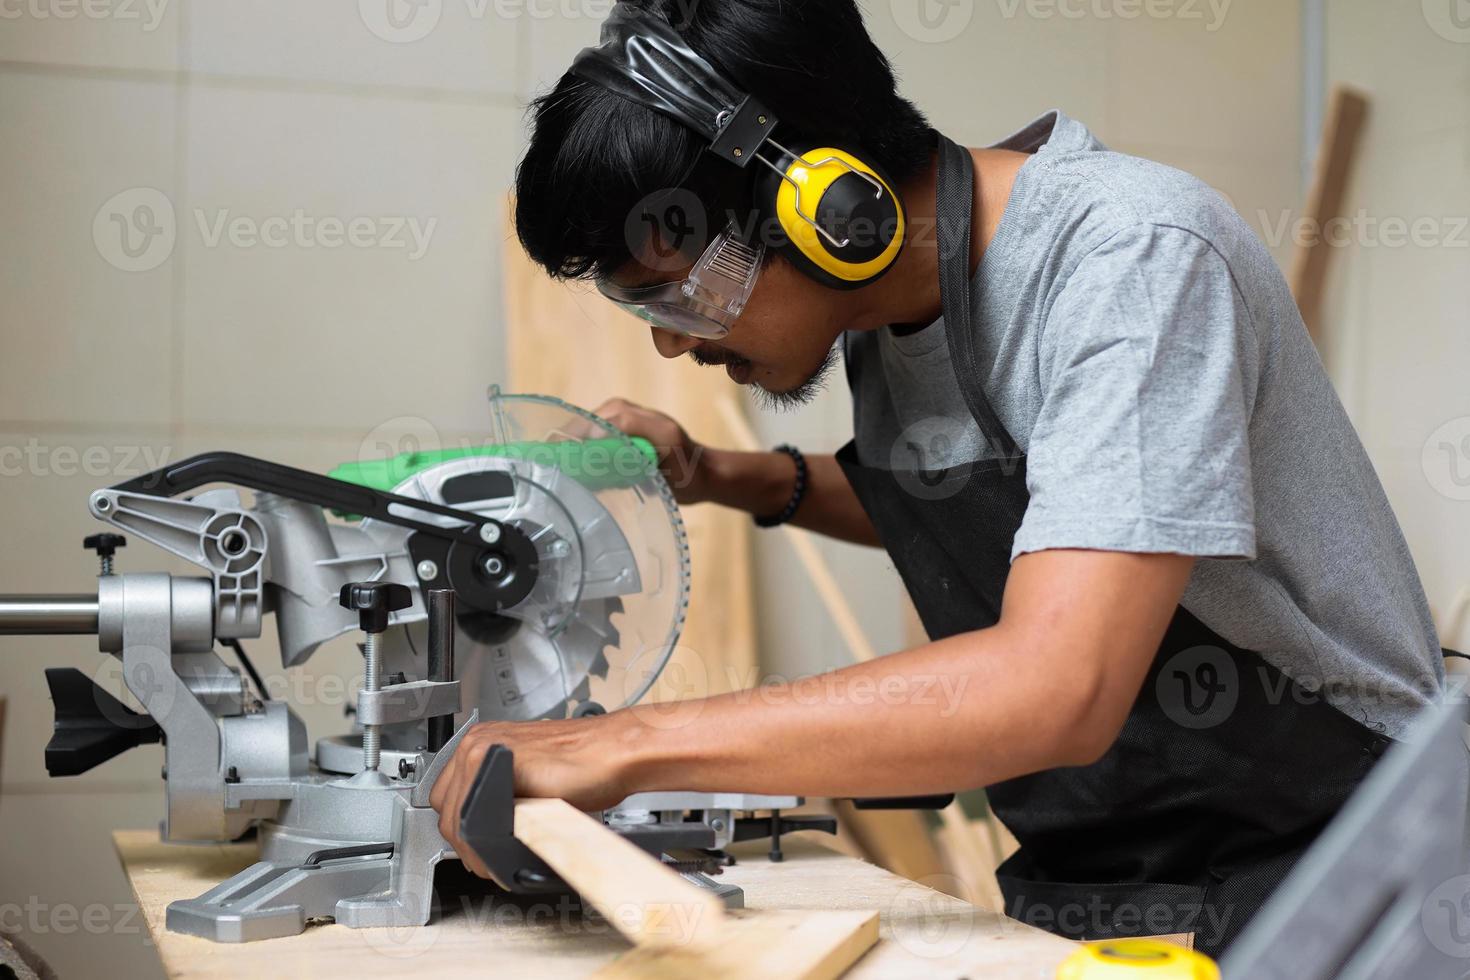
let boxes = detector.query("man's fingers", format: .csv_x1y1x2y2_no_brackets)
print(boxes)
427,753,455,811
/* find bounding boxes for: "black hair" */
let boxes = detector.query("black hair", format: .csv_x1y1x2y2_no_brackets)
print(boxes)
514,0,933,281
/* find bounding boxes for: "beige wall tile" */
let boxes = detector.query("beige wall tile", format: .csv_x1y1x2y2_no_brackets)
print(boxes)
0,789,165,980
178,85,517,432
866,2,1111,143
1327,0,1470,141
1108,0,1299,154
0,70,177,427
184,0,519,95
520,1,604,100
0,0,179,71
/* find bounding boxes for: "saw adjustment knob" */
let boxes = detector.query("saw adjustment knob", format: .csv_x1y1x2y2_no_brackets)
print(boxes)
338,582,412,633
82,533,127,576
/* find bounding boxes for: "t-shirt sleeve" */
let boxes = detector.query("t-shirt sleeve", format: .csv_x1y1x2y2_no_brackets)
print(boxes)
1011,222,1261,560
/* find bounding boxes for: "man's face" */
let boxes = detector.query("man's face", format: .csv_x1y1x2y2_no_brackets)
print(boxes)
614,252,851,408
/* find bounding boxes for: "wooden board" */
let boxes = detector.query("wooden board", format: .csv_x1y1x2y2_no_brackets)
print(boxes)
514,798,728,949
513,799,878,976
113,829,1075,979
1289,85,1369,345
502,198,760,704
595,909,878,980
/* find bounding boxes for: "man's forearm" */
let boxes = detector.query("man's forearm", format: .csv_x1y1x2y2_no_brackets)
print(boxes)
606,624,1104,800
701,448,882,546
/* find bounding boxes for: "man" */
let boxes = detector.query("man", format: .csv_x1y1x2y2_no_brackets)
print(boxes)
429,0,1444,955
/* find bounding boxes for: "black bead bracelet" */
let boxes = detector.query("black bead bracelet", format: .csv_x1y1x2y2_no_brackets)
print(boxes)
755,444,808,528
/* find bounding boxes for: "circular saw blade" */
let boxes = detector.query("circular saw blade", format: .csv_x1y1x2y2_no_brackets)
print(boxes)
363,392,690,724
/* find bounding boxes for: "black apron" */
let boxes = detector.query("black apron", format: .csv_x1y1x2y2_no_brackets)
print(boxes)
835,134,1392,959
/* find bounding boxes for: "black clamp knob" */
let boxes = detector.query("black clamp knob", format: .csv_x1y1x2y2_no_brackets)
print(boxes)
338,582,412,633
83,533,127,576
83,533,127,557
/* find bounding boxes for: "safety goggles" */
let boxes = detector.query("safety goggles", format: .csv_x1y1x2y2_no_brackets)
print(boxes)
596,224,766,340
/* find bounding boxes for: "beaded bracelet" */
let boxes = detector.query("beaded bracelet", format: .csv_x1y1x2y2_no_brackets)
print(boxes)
754,444,808,528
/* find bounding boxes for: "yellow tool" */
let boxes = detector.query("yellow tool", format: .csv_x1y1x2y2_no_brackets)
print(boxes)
1057,939,1220,979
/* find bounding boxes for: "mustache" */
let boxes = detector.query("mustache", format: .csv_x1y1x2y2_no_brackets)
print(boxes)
688,346,749,370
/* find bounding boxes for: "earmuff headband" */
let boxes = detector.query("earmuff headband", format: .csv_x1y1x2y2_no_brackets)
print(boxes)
570,4,777,167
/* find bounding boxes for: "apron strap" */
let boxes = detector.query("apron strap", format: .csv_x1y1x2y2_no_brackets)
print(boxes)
935,134,1020,459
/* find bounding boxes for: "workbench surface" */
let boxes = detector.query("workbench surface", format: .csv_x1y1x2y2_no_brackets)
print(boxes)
114,828,1074,978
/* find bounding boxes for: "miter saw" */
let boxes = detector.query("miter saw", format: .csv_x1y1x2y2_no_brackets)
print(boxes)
0,390,843,943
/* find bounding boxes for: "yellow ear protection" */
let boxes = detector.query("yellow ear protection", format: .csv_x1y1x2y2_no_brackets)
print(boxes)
570,3,905,290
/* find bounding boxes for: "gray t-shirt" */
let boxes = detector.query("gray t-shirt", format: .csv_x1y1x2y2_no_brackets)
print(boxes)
848,110,1443,739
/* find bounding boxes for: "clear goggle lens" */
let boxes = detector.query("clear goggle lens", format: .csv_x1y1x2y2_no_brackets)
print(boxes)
597,225,764,340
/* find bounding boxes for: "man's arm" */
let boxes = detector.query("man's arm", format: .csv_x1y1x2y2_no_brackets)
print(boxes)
701,449,882,546
592,398,882,547
430,548,1192,876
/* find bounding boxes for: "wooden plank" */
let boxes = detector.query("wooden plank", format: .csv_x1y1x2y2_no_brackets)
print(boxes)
830,800,949,887
514,798,728,950
934,810,1006,912
502,196,760,701
513,800,879,977
595,909,878,980
1289,85,1369,345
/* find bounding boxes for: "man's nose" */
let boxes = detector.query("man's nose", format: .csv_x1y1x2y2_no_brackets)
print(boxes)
650,327,700,360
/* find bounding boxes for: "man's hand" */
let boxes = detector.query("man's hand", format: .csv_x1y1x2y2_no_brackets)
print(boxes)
592,397,712,504
426,715,638,878
591,395,882,544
